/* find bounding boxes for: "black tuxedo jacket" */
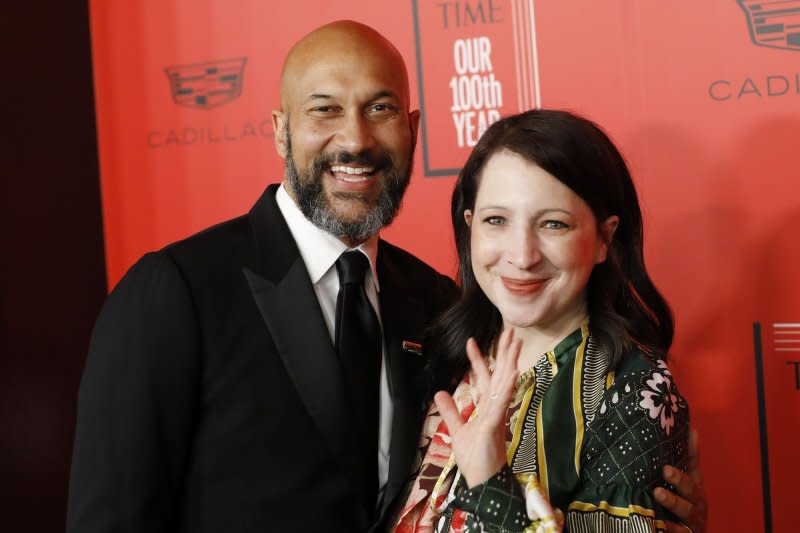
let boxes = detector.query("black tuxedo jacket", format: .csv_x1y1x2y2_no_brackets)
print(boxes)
67,185,457,533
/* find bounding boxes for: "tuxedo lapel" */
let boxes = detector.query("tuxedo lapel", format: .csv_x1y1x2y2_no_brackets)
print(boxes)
376,243,429,521
244,186,366,526
244,265,360,474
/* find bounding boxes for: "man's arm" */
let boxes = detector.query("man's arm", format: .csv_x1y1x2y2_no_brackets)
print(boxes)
66,252,200,533
656,429,708,533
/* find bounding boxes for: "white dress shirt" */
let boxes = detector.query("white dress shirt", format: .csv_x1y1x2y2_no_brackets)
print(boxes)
275,183,393,502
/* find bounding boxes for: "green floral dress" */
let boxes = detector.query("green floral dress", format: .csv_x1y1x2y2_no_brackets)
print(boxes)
392,324,689,533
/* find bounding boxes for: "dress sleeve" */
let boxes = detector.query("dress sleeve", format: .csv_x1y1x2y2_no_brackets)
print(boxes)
448,465,530,532
565,357,690,532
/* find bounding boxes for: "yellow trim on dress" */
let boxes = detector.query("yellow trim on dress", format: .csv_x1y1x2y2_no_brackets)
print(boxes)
571,325,590,474
605,370,615,390
546,350,559,377
537,347,560,494
507,367,536,465
568,499,657,518
535,389,549,497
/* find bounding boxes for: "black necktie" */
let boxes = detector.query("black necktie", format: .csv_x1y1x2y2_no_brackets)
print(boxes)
334,251,381,516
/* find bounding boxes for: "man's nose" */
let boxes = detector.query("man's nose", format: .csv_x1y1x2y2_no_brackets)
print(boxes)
335,112,375,154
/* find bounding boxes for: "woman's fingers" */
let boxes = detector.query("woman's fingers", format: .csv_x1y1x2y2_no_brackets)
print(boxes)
491,330,520,395
441,330,525,489
465,329,522,424
494,329,511,372
495,331,521,382
434,390,464,435
465,337,491,391
480,331,520,426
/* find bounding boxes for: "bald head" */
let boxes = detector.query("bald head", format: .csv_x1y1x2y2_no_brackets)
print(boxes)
270,20,420,246
279,20,411,112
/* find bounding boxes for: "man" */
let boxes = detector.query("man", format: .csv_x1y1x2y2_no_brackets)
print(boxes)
67,20,706,533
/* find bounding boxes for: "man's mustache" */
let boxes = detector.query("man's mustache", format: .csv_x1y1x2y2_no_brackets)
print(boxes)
312,150,393,174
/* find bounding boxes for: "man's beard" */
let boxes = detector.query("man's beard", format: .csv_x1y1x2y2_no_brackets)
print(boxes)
284,130,414,243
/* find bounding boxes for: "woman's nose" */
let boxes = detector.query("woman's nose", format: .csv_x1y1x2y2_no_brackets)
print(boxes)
506,228,541,270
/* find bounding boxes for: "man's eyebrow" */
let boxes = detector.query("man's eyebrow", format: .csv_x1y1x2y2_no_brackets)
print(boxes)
302,90,402,105
372,90,400,101
303,93,333,104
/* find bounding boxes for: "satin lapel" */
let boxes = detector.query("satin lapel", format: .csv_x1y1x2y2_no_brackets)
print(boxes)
244,265,361,476
244,186,365,524
376,244,429,521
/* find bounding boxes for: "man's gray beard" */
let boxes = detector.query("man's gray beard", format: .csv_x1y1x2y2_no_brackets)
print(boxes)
284,134,414,243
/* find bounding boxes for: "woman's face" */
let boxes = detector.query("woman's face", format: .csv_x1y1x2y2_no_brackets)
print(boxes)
466,150,617,333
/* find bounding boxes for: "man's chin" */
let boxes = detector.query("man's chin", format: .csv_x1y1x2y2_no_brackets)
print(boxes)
326,189,377,213
329,190,370,201
327,204,376,228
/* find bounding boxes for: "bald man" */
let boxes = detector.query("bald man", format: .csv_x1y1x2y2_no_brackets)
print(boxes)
67,21,455,533
67,21,706,533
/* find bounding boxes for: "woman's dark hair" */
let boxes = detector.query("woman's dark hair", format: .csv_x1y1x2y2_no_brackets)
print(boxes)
426,109,674,396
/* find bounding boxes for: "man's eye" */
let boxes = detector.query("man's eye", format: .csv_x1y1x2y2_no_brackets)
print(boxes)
369,103,397,114
310,105,342,115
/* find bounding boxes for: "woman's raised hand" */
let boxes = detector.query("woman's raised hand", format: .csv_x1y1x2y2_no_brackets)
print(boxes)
434,328,522,488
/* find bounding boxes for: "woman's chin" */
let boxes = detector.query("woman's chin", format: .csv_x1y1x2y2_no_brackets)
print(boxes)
499,310,544,330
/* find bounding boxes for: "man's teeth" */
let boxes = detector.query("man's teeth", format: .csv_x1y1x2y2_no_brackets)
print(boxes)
330,165,374,176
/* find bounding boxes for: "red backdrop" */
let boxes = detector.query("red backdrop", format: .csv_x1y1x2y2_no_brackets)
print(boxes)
89,1,800,531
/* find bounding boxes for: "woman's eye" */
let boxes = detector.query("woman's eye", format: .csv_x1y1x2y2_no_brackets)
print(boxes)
542,220,568,230
484,216,505,226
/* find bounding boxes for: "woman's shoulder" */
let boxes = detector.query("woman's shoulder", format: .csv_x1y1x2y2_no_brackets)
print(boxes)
601,349,689,426
609,349,684,397
614,347,669,376
587,348,690,472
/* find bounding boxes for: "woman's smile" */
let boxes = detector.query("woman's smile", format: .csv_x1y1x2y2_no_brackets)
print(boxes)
499,276,547,296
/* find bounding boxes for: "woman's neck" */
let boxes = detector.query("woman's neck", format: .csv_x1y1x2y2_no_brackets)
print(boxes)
508,310,589,373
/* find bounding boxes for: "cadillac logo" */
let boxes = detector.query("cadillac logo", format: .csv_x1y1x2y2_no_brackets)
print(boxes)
738,0,800,51
164,57,247,109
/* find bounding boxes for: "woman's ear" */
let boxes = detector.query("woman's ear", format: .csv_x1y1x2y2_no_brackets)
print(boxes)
595,215,619,264
464,209,473,227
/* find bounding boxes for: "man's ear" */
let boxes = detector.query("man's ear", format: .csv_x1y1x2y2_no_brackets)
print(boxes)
409,109,421,150
272,109,288,159
595,215,619,264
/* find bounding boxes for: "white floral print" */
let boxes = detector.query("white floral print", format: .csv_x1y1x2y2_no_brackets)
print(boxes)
639,371,679,435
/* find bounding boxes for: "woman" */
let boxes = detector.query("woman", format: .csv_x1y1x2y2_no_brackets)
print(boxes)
393,109,689,532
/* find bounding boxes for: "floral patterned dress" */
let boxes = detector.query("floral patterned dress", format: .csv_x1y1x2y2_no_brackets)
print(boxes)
392,324,689,533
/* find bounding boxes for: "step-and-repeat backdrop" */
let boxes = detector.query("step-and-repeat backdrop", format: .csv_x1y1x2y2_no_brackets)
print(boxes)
89,1,799,531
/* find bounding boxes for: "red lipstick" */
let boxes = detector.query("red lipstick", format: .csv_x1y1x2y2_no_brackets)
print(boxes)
501,277,546,296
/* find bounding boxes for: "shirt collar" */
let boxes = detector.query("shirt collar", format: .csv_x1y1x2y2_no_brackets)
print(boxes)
551,323,590,367
275,183,380,290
